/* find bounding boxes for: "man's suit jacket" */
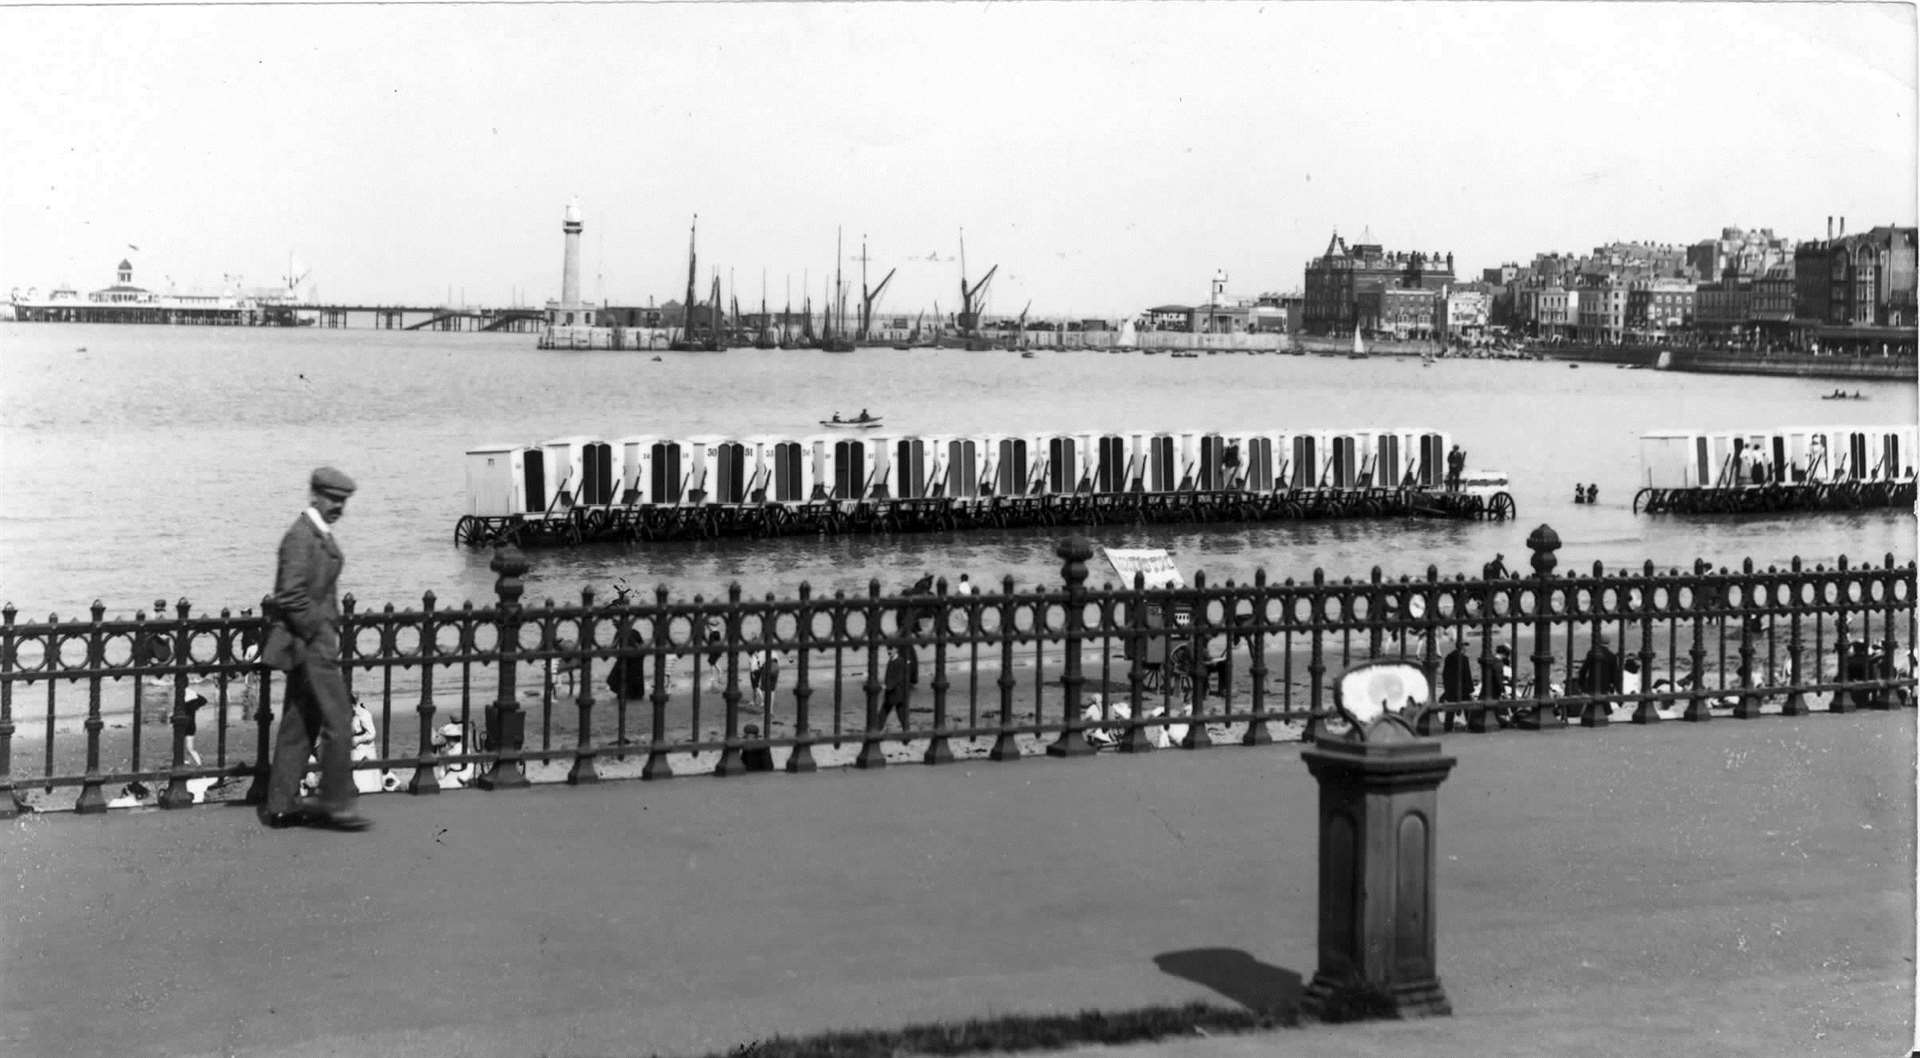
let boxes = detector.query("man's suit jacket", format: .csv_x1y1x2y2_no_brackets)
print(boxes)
264,513,344,672
1441,649,1476,701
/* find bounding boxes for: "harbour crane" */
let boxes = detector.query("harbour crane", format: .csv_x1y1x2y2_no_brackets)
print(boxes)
957,229,998,341
857,235,895,342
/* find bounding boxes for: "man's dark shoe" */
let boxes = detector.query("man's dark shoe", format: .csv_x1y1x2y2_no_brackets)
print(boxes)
310,810,373,832
262,808,312,829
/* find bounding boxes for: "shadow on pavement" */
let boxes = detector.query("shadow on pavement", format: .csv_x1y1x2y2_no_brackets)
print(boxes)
1154,947,1302,1021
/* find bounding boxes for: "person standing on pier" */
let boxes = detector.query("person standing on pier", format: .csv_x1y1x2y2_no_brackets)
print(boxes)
1446,444,1467,491
260,467,371,831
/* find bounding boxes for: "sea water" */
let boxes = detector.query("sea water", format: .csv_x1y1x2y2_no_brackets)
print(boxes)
1,323,1913,618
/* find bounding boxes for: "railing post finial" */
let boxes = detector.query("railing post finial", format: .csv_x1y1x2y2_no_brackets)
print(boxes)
1526,524,1561,578
491,542,530,609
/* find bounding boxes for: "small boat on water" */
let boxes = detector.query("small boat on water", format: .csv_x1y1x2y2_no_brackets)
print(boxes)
1820,390,1869,401
822,414,882,429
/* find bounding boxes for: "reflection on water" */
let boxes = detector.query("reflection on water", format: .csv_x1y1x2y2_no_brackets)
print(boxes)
1,324,1913,614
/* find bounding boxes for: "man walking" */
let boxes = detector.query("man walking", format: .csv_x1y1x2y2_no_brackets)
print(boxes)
1439,639,1476,733
879,644,916,731
260,467,372,831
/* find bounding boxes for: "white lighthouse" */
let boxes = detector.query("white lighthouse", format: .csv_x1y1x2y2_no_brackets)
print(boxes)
560,199,583,307
546,199,591,328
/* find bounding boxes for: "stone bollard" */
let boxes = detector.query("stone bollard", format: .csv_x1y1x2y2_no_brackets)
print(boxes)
1301,660,1457,1022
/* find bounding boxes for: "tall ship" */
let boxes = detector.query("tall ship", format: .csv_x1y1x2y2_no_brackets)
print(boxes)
939,230,1001,350
668,216,724,352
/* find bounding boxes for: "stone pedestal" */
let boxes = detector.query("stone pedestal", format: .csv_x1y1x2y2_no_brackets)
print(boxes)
1300,720,1457,1020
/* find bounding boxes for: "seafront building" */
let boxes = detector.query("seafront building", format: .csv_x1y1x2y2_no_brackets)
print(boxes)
1435,285,1490,340
1575,278,1630,344
1687,227,1795,282
1786,220,1917,357
1693,270,1752,336
1625,277,1696,337
1300,231,1456,337
1494,218,1915,357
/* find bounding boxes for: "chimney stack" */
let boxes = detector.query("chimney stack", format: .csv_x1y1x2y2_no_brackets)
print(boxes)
1827,216,1833,240
1839,216,1846,237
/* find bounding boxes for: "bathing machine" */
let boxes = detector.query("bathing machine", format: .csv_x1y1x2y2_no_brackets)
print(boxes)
454,424,1514,547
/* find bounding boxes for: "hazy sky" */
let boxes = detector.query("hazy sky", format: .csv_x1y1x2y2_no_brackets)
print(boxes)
2,1,1914,317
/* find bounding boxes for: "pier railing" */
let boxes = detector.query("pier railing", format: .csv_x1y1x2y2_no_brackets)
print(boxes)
1,526,1912,816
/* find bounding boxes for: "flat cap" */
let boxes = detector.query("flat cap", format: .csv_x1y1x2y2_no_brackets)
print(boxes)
309,466,358,497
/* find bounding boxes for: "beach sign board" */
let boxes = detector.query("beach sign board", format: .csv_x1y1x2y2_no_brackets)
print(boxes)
1102,547,1185,589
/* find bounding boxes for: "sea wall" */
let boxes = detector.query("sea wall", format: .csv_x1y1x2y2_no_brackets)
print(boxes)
1655,349,1916,381
536,325,1295,352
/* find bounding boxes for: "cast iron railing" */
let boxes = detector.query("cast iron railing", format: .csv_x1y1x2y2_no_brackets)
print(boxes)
1,526,1912,817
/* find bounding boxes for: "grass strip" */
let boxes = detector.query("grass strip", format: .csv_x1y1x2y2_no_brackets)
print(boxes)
676,1000,1294,1058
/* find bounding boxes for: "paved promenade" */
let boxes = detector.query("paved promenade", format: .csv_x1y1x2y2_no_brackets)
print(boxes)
2,712,1913,1058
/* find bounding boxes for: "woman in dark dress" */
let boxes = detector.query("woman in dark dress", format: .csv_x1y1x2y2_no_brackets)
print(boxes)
606,628,649,700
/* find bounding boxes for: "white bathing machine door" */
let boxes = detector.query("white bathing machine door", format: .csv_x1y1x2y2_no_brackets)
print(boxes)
464,443,523,517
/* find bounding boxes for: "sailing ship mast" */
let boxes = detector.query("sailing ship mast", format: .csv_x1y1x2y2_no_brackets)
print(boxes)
681,214,699,345
757,270,773,349
822,228,855,352
801,267,814,344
